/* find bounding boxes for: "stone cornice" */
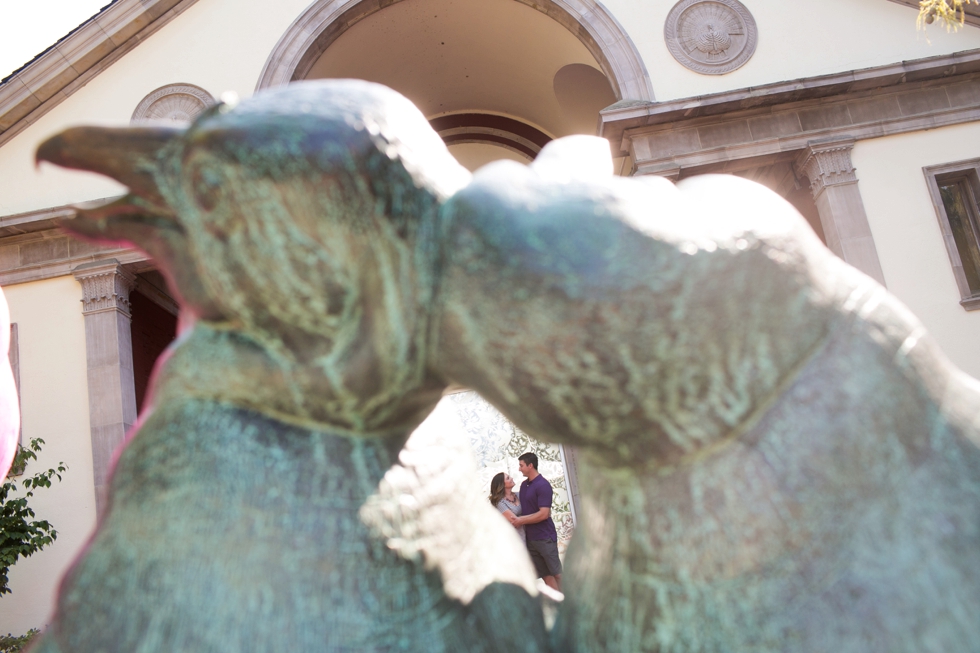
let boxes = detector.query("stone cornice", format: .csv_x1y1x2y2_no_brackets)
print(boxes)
0,0,201,149
0,206,177,312
619,65,980,176
0,230,144,287
0,202,148,286
601,48,980,157
0,204,76,238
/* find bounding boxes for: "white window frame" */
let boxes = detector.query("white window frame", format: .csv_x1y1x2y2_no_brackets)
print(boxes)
923,159,980,311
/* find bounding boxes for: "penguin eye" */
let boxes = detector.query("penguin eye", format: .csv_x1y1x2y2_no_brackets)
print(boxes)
191,167,222,212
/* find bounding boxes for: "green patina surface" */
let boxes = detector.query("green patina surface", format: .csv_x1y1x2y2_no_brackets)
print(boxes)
34,80,980,652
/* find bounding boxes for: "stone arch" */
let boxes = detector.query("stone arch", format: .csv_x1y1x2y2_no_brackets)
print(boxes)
255,0,654,103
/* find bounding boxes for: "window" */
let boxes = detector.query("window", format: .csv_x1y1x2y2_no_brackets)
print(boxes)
924,160,980,311
8,323,22,446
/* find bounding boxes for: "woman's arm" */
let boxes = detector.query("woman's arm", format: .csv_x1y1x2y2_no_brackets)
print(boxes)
514,507,550,526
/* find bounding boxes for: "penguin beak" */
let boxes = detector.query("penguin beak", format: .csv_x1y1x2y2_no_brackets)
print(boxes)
37,124,225,321
36,125,183,211
54,194,179,244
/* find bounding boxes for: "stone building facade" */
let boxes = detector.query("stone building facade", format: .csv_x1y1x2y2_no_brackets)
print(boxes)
2,0,980,634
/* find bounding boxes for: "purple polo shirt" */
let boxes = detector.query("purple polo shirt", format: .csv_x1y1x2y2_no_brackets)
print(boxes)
518,474,558,541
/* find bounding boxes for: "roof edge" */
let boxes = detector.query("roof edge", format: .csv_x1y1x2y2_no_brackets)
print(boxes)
0,0,202,150
600,48,980,154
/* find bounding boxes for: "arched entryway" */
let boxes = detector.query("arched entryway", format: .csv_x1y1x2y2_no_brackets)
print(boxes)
252,0,623,531
256,0,651,170
257,0,652,101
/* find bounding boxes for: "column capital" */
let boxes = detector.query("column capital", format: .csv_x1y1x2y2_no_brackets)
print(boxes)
73,259,136,319
795,139,857,198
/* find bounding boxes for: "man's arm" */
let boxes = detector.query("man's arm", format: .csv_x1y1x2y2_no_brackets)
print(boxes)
515,507,550,526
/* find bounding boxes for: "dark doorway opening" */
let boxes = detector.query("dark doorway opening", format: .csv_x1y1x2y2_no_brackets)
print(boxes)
130,271,178,414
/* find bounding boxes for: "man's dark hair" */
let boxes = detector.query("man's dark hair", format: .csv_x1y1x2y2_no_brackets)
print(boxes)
518,452,538,470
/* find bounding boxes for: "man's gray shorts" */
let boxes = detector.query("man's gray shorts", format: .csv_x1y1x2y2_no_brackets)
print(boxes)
526,539,562,578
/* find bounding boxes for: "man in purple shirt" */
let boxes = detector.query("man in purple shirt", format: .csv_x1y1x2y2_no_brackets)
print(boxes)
515,451,562,592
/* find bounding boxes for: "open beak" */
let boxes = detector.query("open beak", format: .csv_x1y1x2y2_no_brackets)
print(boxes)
36,125,183,211
36,124,185,247
54,194,178,242
37,124,224,321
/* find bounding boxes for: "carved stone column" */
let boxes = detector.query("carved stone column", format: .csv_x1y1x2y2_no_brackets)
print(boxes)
73,259,137,515
795,140,886,285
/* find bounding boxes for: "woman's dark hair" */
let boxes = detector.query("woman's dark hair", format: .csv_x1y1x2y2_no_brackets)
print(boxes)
489,472,506,507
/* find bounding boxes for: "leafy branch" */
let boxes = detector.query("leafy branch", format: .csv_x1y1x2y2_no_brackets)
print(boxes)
1,439,66,596
919,0,980,30
0,629,39,653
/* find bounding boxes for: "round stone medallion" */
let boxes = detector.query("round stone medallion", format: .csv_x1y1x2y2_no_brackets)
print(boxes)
131,84,215,124
664,0,758,75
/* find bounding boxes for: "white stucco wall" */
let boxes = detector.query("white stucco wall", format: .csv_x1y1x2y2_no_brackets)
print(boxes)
0,277,94,635
602,0,980,102
4,0,980,217
0,0,313,217
853,122,980,379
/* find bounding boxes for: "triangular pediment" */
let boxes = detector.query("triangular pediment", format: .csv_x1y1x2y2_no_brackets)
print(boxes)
0,0,200,148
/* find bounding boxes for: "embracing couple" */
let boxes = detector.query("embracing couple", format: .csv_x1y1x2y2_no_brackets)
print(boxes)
489,452,562,593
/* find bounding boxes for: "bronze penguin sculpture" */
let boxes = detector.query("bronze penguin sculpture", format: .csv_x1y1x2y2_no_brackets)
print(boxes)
35,80,980,652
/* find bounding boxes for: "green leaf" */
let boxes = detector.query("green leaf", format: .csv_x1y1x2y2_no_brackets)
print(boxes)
0,439,66,595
